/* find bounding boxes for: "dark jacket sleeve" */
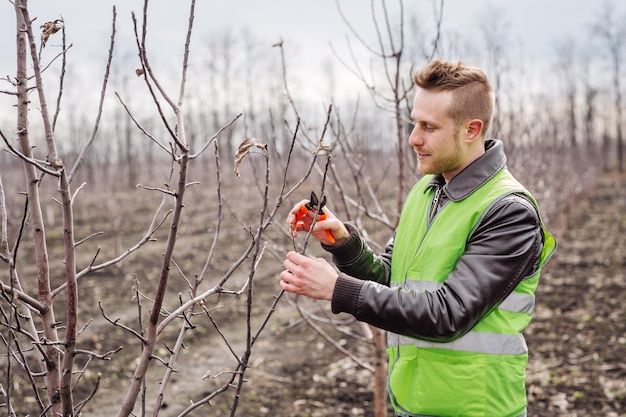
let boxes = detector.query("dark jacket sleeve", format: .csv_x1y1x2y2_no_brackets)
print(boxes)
323,223,393,284
327,194,544,343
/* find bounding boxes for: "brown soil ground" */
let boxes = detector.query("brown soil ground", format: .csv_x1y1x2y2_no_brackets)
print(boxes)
4,172,626,416
524,172,626,417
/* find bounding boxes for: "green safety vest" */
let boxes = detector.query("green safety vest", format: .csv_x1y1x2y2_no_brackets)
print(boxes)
388,168,557,417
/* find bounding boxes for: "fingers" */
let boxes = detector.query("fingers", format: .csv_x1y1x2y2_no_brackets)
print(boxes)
288,200,309,220
280,252,305,293
286,199,347,244
280,252,336,301
312,219,349,243
282,251,301,276
279,270,298,293
285,250,305,265
287,199,311,236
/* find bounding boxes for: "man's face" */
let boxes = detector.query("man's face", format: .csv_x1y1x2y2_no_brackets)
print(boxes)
409,89,468,181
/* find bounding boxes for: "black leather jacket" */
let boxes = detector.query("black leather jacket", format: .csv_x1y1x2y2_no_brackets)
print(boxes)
324,140,545,342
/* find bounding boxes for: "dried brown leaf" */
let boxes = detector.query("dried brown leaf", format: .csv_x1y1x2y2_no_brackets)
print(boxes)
40,19,63,48
313,141,332,155
234,137,267,177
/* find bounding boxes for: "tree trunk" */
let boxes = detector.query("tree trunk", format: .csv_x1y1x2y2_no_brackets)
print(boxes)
15,1,62,413
372,326,388,417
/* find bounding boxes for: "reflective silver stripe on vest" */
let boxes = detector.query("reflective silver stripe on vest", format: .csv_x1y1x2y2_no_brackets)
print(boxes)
391,280,441,292
499,291,535,315
389,331,528,355
388,281,531,355
390,281,535,314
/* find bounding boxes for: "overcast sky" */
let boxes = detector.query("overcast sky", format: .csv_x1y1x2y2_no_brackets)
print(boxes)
2,1,621,55
1,1,625,105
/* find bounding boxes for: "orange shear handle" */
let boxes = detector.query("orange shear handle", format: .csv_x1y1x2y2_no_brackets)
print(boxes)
294,203,335,244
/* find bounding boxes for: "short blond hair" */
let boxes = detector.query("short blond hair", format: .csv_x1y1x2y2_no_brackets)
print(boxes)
413,59,494,136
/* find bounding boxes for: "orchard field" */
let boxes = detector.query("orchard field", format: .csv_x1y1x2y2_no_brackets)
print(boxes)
3,1,626,416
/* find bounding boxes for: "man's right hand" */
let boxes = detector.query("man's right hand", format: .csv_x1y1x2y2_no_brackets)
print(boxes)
287,199,349,245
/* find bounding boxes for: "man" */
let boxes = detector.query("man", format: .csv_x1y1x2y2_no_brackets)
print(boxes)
280,58,557,417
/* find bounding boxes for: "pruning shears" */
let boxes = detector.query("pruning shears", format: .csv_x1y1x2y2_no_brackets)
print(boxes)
294,191,335,244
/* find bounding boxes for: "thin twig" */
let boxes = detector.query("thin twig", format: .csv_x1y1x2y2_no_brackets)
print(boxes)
68,6,117,182
98,301,147,344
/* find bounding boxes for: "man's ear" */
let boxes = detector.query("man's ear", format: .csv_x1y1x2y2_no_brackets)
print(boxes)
465,119,483,142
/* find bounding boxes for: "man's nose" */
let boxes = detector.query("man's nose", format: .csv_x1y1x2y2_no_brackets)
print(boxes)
409,126,422,147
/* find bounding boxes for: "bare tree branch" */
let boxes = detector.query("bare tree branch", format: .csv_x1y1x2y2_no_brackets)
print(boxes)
68,6,116,183
0,129,59,176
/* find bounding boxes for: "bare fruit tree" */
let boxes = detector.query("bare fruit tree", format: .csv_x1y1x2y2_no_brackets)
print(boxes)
0,1,329,415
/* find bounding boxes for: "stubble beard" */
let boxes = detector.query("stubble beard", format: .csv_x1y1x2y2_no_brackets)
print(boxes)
417,130,464,176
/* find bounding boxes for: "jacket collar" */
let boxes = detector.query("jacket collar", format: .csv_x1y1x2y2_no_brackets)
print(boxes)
427,139,507,202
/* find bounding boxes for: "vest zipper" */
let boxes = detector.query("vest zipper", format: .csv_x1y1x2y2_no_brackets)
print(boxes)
403,184,443,286
428,185,442,223
406,186,442,273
